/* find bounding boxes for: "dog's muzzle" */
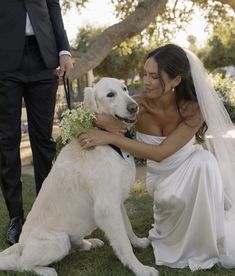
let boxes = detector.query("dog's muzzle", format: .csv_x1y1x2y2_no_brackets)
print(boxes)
115,101,138,124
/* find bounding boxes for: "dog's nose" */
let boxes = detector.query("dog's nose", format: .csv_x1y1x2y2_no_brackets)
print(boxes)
127,102,138,114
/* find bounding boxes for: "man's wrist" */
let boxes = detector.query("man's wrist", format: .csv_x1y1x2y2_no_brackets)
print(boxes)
59,50,71,56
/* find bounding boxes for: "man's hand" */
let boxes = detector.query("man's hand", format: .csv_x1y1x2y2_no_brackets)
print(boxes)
59,55,73,79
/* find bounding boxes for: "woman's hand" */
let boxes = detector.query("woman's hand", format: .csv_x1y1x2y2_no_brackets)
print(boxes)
78,128,117,149
95,114,128,134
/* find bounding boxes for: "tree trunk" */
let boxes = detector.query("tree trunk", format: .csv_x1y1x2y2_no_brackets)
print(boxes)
69,0,234,80
70,0,167,79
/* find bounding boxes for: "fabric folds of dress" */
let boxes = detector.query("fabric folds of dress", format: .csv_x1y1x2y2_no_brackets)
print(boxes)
136,132,235,271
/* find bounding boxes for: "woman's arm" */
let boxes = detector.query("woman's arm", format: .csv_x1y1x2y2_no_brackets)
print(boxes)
94,114,128,134
78,122,202,162
79,106,203,162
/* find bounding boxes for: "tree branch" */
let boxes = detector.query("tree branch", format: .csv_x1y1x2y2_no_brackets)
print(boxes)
70,0,167,79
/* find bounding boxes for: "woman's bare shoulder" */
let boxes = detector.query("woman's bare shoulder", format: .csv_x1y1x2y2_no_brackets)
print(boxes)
180,101,199,115
180,101,204,126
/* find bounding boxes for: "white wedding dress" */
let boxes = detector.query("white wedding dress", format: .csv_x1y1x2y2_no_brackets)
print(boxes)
137,131,235,271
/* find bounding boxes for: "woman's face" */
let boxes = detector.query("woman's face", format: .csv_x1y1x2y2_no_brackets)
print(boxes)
143,57,173,99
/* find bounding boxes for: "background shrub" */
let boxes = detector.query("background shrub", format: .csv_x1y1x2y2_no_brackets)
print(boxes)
210,73,235,122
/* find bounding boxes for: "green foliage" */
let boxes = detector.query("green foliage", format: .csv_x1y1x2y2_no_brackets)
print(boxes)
57,103,95,143
110,0,233,45
55,103,96,156
1,176,235,275
73,25,105,53
127,127,147,166
73,25,148,83
95,38,147,83
55,134,64,158
62,0,234,46
198,16,235,70
61,0,88,12
187,35,199,53
56,104,68,122
110,0,194,44
210,73,235,121
111,0,141,19
193,0,233,27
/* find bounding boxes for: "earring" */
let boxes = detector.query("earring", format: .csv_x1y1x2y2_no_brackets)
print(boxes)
172,87,175,92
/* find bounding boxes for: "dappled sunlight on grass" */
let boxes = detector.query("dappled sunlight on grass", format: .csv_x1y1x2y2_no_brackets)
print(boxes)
0,175,234,275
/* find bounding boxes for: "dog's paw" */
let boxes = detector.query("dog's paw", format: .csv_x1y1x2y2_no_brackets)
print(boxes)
33,266,58,276
71,238,104,252
71,239,92,251
136,266,159,276
87,238,104,248
131,237,150,248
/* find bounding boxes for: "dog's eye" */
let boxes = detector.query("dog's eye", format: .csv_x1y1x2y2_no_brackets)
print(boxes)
123,86,127,92
107,92,115,98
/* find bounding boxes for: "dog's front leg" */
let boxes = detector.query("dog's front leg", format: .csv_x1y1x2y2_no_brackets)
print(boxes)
121,204,150,248
94,201,159,276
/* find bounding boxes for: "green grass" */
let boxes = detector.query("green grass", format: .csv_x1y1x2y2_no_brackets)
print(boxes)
0,176,234,275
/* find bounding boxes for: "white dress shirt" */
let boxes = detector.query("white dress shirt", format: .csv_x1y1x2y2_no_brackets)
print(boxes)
25,13,34,36
25,13,71,56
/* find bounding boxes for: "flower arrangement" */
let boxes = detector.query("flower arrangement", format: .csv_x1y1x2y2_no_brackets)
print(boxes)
55,104,145,166
58,103,96,145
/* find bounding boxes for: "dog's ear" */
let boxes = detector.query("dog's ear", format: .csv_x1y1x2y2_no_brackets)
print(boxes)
83,87,98,112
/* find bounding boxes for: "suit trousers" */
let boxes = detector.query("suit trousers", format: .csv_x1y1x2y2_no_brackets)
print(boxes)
0,36,58,219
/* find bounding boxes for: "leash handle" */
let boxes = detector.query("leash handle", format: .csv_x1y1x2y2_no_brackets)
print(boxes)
63,75,72,110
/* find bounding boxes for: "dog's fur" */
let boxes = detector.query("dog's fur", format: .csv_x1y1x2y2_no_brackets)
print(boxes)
0,78,159,276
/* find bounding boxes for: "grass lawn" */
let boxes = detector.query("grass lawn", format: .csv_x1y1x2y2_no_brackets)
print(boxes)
0,174,234,276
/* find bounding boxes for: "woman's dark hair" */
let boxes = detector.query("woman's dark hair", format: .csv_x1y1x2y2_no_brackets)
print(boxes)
147,44,207,143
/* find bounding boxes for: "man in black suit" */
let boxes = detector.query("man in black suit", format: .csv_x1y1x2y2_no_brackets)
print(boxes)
0,0,73,244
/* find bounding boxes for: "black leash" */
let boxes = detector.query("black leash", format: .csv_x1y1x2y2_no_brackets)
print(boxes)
63,75,72,110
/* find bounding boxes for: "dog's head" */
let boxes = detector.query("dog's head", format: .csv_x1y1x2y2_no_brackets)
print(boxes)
83,77,138,124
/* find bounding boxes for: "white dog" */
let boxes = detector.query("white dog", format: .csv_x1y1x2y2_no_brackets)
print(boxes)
0,78,159,276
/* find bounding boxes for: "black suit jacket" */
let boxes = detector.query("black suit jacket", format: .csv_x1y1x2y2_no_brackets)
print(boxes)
0,0,70,72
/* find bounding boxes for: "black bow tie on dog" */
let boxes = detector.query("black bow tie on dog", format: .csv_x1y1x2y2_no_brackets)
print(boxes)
108,130,133,159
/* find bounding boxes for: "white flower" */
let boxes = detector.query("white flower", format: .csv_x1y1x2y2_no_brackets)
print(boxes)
58,103,96,145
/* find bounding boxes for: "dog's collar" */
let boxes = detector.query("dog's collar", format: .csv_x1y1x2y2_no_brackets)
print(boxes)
99,128,132,160
109,144,124,159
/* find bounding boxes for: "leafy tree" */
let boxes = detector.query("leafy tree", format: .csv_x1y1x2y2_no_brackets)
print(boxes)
60,0,235,79
209,73,235,121
73,25,150,83
73,25,104,53
198,16,235,70
187,35,198,53
95,40,147,83
61,0,88,12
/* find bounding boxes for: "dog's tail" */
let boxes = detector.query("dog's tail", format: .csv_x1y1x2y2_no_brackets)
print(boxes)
0,244,22,271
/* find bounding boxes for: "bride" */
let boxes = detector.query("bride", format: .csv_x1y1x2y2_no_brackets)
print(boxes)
78,44,235,271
